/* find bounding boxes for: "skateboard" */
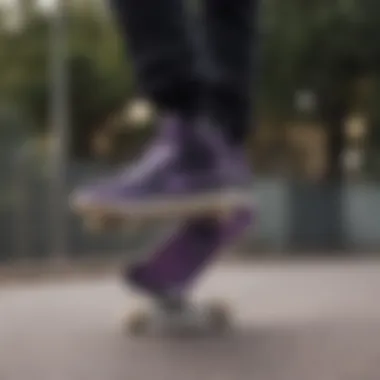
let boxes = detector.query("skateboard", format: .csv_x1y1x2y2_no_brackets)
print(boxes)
122,209,254,337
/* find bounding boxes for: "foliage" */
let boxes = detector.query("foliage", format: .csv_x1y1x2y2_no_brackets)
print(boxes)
1,1,380,159
260,0,380,118
0,6,133,158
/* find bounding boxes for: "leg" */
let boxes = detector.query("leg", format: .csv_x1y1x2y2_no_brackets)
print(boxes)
118,1,258,335
204,0,259,145
124,0,259,303
71,0,254,222
109,0,201,114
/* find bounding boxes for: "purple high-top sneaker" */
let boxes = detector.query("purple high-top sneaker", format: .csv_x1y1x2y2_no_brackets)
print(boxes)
70,115,253,221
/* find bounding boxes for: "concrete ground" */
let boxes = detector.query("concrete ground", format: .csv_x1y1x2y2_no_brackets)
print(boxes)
1,260,380,380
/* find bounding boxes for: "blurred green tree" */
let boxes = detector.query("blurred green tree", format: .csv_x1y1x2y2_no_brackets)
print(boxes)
1,0,380,163
0,5,133,159
259,0,380,178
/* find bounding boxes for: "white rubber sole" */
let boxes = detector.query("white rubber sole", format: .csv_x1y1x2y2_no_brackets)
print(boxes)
70,190,254,224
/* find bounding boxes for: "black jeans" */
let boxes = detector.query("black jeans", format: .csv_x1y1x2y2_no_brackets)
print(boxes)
110,0,258,145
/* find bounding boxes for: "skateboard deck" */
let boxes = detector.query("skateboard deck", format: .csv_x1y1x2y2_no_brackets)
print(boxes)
123,209,254,337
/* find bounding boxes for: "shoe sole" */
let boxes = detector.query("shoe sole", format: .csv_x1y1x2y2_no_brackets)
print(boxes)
70,190,254,226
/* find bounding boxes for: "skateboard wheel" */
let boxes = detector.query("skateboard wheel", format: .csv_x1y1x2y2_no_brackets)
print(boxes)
125,310,150,336
205,302,231,332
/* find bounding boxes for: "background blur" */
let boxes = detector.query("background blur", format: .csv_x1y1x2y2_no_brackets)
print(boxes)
1,0,380,265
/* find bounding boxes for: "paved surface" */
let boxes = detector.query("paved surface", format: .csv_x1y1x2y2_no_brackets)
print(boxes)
1,261,380,380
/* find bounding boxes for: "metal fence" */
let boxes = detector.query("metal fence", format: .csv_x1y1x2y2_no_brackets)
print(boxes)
1,152,380,264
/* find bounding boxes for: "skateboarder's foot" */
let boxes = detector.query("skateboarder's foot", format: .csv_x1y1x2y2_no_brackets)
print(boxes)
70,115,253,221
